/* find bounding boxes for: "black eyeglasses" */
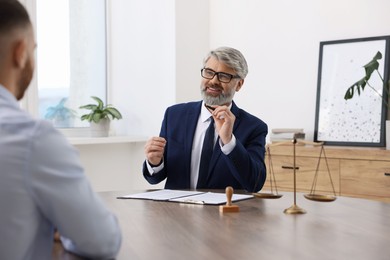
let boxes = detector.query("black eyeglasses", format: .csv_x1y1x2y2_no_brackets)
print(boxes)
201,68,240,83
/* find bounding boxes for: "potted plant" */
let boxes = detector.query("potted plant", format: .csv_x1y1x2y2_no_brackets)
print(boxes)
79,96,123,137
344,51,390,148
44,97,77,128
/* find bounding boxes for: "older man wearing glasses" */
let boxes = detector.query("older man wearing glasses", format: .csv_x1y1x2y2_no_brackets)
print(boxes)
143,47,268,192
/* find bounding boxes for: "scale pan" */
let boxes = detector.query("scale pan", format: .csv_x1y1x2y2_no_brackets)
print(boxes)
304,194,336,202
253,192,283,199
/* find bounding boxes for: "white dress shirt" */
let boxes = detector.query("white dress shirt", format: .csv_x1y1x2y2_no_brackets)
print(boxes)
0,85,121,260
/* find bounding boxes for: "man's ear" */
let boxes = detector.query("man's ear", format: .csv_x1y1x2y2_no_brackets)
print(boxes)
13,39,28,69
235,79,244,92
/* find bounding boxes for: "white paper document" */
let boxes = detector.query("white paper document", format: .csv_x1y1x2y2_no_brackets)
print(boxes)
117,189,204,201
169,192,253,205
117,189,254,205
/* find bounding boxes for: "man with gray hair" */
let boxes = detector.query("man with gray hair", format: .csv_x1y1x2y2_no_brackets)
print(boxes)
143,46,268,192
0,1,121,259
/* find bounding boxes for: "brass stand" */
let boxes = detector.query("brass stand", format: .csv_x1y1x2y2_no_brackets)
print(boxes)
304,144,337,202
267,138,336,214
283,138,306,214
284,204,306,214
253,145,283,199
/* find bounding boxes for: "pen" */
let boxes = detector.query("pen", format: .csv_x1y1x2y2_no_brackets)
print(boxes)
180,199,205,205
205,104,216,111
116,196,130,199
206,104,225,119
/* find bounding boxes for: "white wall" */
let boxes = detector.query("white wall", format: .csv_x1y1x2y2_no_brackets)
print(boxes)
75,142,151,191
108,0,176,137
208,0,390,141
175,0,210,103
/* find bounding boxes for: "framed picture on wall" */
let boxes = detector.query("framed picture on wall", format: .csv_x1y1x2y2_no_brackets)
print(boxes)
314,35,390,146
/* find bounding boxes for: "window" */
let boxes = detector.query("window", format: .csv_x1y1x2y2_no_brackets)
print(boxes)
36,0,107,128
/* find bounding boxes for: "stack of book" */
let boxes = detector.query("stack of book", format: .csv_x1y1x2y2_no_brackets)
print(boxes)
270,128,305,143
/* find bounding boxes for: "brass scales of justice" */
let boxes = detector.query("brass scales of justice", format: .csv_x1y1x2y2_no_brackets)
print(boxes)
253,138,337,214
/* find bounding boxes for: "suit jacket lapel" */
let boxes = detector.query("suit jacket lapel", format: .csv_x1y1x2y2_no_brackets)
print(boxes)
230,101,241,132
184,102,202,186
185,102,202,150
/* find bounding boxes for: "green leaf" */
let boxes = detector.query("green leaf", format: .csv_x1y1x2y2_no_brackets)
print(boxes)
91,96,104,110
344,87,354,100
373,51,382,60
79,104,98,110
105,107,122,120
80,114,91,121
364,60,379,81
363,51,382,81
344,51,389,111
344,77,367,100
79,96,123,122
92,113,103,123
357,77,367,91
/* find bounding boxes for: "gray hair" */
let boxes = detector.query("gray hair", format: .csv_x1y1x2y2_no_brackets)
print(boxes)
203,46,248,79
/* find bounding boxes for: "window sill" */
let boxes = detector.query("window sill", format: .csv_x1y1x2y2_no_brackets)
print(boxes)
67,136,148,145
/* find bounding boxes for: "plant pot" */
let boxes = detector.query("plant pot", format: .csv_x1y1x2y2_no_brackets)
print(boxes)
387,120,390,150
90,118,110,137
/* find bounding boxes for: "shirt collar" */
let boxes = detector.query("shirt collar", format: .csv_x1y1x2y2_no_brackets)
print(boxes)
201,101,213,123
0,84,19,109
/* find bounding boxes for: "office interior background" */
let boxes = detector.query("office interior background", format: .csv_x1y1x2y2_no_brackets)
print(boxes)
21,0,390,192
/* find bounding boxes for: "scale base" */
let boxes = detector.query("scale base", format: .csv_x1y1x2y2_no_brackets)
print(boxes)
284,204,306,214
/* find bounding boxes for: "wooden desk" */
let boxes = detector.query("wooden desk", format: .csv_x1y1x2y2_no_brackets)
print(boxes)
53,190,390,260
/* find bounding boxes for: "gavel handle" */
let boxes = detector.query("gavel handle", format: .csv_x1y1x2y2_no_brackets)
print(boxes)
226,186,233,206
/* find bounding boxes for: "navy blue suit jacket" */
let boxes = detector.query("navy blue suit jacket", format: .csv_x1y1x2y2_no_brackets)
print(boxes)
143,101,268,192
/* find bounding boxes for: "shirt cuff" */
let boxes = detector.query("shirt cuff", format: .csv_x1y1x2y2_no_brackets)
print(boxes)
220,134,236,155
146,160,164,175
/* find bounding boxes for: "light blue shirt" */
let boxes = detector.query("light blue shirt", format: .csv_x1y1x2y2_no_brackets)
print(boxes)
0,85,121,260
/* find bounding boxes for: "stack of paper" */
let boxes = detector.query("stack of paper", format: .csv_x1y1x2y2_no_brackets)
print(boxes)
270,128,305,143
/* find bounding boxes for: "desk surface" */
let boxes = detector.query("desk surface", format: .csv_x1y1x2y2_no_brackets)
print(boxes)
53,190,390,260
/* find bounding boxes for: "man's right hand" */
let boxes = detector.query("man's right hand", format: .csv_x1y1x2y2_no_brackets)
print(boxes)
144,137,166,166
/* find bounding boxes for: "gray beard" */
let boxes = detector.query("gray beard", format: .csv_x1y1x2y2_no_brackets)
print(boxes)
200,86,235,106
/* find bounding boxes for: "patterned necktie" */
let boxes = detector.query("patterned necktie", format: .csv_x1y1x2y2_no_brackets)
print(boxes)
197,117,215,189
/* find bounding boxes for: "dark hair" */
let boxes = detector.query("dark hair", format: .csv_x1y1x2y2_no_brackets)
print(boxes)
0,0,31,34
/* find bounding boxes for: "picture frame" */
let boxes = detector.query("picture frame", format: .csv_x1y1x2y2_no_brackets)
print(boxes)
314,35,390,146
